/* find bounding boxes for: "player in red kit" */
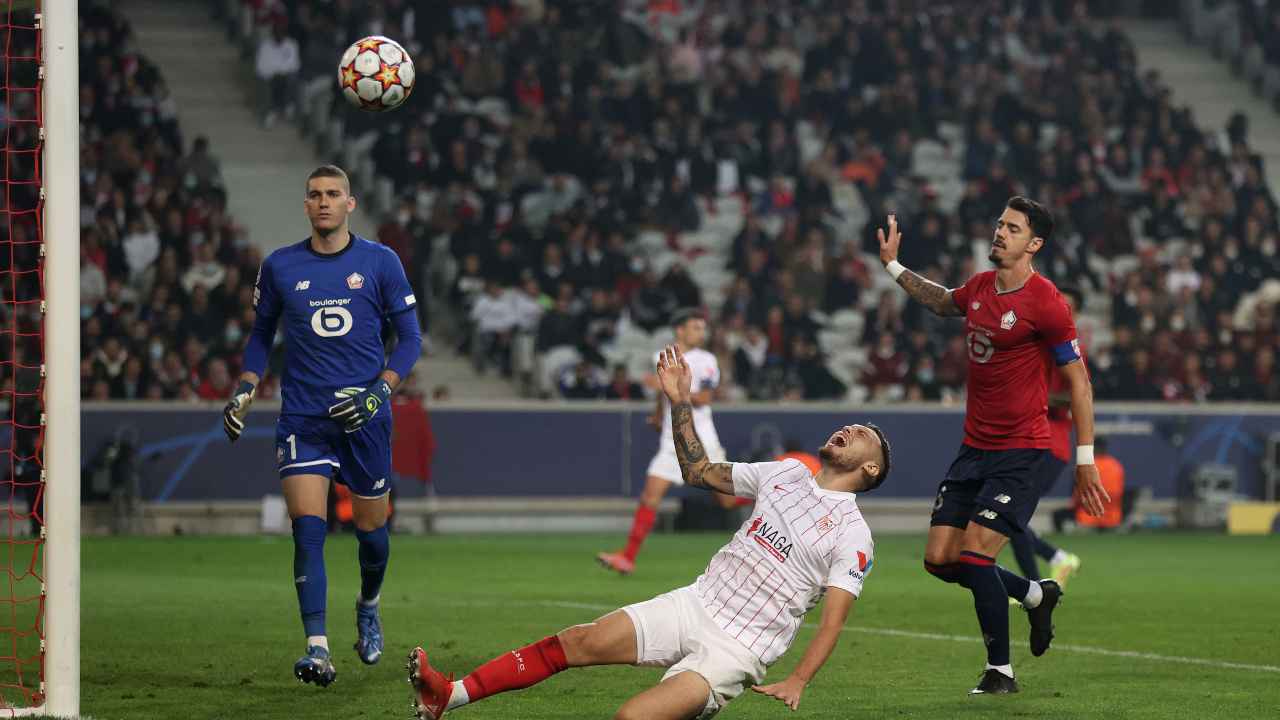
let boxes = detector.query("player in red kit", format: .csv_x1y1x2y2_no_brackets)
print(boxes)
876,197,1109,695
1005,285,1084,593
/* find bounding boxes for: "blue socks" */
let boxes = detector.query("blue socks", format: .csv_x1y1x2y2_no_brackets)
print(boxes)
292,515,328,638
355,524,390,603
292,517,390,642
957,551,1012,667
1033,531,1060,561
1008,530,1042,581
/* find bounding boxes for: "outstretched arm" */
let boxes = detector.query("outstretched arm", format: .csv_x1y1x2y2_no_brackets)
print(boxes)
752,587,856,711
878,214,964,317
656,346,734,494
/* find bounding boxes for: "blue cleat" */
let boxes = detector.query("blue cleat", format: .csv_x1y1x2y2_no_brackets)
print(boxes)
354,599,383,665
294,645,337,687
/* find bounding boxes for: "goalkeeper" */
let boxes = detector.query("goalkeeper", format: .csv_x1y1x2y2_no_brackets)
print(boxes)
223,165,422,687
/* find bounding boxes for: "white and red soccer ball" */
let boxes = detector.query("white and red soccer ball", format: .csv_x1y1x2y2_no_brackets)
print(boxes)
338,36,415,112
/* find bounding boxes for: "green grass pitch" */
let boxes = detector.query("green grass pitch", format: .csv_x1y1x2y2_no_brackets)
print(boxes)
68,532,1280,719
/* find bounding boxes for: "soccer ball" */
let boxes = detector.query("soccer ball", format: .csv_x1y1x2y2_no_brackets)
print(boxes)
338,36,415,112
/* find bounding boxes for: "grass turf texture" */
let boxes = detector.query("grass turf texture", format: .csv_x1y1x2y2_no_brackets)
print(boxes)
71,532,1279,719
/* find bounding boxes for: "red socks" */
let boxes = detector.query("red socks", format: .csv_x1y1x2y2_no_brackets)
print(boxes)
462,635,568,702
621,505,657,562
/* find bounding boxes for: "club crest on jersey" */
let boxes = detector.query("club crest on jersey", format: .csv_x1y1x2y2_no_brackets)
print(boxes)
747,515,793,563
816,515,835,534
1000,310,1017,330
346,272,364,290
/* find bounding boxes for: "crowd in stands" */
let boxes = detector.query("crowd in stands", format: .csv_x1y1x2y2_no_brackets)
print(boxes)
205,1,1280,405
77,2,278,402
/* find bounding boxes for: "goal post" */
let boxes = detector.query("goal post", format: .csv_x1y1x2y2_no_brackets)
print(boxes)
37,0,79,716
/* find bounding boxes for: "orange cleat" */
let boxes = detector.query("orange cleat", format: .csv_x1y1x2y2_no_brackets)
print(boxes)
407,647,454,720
595,551,635,576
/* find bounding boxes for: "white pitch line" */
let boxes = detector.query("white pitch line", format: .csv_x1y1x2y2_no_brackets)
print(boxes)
530,600,1280,674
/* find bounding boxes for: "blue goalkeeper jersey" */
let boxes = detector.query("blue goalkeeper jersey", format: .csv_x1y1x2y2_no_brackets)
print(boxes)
252,235,417,417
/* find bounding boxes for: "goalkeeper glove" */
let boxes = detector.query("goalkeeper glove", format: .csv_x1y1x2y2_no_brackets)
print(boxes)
328,379,392,433
223,380,256,442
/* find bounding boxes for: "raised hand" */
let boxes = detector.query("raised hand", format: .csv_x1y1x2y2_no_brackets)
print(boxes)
877,213,900,266
655,345,692,403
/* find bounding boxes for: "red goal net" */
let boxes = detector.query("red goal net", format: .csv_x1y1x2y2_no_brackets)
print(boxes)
0,0,47,710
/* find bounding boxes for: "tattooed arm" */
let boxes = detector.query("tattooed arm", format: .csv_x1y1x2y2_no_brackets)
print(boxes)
895,269,965,317
655,345,735,494
877,213,964,317
670,401,735,494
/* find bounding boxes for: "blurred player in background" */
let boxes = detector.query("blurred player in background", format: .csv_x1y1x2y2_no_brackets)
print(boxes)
222,165,422,686
1005,285,1085,594
597,309,737,576
407,345,891,720
876,198,1109,694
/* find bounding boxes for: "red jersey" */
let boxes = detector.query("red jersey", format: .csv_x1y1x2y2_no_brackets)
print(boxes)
951,271,1080,451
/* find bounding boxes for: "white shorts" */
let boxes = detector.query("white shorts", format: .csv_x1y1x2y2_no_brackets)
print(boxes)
646,445,726,485
622,585,766,719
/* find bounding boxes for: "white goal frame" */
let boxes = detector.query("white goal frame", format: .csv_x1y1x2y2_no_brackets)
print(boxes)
21,0,81,717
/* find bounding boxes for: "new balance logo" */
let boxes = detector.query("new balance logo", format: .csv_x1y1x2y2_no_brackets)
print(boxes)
978,509,998,520
295,280,311,291
994,494,1011,504
373,478,386,490
295,575,307,583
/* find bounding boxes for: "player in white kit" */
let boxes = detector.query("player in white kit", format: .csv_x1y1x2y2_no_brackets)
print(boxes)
598,309,738,576
407,345,892,720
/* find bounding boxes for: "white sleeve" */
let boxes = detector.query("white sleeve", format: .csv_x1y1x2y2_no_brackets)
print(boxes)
826,529,874,599
731,460,799,499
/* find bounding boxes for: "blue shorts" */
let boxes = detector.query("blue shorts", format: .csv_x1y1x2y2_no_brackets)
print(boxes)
929,444,1051,537
275,412,393,498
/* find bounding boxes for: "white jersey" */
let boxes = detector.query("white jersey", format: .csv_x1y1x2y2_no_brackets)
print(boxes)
693,459,874,665
657,347,722,450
